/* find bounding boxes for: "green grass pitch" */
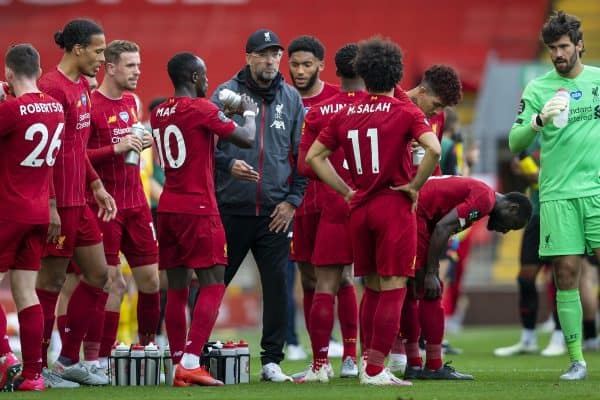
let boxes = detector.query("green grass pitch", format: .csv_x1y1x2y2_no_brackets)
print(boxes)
10,326,600,399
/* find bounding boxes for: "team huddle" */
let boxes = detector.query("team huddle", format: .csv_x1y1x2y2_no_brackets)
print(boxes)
1,9,595,392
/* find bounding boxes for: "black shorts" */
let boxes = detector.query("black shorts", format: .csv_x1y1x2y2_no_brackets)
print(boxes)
520,214,545,265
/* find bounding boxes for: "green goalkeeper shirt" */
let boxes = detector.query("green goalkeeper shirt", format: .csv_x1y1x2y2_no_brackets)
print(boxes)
509,65,600,202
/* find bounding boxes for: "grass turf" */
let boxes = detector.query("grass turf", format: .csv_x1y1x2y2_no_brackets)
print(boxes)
10,326,600,399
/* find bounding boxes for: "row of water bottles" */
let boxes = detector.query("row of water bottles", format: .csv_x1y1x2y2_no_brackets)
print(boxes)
109,342,168,386
108,340,251,386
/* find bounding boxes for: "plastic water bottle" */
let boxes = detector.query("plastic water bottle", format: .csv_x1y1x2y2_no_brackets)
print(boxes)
129,344,145,386
110,342,130,386
412,145,425,166
162,346,173,386
144,343,161,386
218,88,242,110
236,340,250,384
221,341,237,384
553,88,570,128
124,123,146,166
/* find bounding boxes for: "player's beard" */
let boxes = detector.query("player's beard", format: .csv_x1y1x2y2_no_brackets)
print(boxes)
553,51,578,74
291,70,318,92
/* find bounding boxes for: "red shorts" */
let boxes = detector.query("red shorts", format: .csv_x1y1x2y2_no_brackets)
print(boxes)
0,220,47,272
45,205,103,258
158,213,227,270
90,204,158,267
290,213,320,263
312,218,353,266
350,192,416,277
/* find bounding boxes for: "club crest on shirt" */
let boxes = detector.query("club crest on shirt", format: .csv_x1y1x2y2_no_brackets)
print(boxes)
270,103,286,130
119,111,130,123
56,235,66,250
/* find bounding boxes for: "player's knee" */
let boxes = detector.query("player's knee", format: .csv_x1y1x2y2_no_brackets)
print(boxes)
85,267,109,289
137,274,160,293
554,263,579,290
38,271,66,293
300,275,316,291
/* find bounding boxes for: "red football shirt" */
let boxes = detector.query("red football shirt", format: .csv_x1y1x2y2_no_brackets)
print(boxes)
393,86,444,176
299,91,367,197
39,68,93,207
418,175,496,229
0,92,65,223
87,91,146,209
296,82,340,216
151,97,236,215
318,94,430,209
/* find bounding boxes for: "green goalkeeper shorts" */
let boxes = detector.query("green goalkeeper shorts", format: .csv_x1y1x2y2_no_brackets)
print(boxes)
539,195,600,257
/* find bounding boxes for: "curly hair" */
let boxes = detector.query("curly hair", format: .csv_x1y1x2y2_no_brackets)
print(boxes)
421,65,462,107
287,35,325,60
334,43,358,79
505,192,533,228
354,37,402,93
542,11,584,56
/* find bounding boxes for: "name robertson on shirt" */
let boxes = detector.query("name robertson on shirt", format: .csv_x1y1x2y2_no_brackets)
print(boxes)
19,102,64,115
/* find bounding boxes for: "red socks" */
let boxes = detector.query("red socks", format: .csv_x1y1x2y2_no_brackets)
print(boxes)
337,285,357,360
359,287,379,355
18,305,43,379
60,281,105,363
36,288,59,367
165,287,188,364
137,291,160,345
184,284,225,356
83,292,107,362
420,298,445,370
303,289,314,332
99,311,120,358
309,293,334,369
366,288,406,376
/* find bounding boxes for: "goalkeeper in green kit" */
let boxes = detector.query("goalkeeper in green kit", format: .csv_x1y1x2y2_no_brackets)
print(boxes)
509,11,600,380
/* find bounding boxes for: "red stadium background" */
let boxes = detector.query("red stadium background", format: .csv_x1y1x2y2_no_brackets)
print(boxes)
0,0,547,110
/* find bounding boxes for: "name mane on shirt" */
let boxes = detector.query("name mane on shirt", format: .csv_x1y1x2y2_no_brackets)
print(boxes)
19,102,64,115
346,102,391,115
155,103,178,117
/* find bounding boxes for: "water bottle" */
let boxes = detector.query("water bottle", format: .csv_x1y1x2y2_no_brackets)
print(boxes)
412,145,425,166
110,342,130,386
124,123,146,166
553,88,570,128
236,340,250,384
221,341,237,384
129,344,145,386
218,88,242,110
144,343,161,386
162,345,173,386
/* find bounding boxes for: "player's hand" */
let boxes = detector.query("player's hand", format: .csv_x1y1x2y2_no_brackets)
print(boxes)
92,183,117,222
389,183,418,212
423,271,442,300
533,95,569,129
239,94,258,114
269,201,296,233
114,134,143,154
47,201,61,244
344,189,356,204
0,82,9,102
142,132,153,149
230,159,259,182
